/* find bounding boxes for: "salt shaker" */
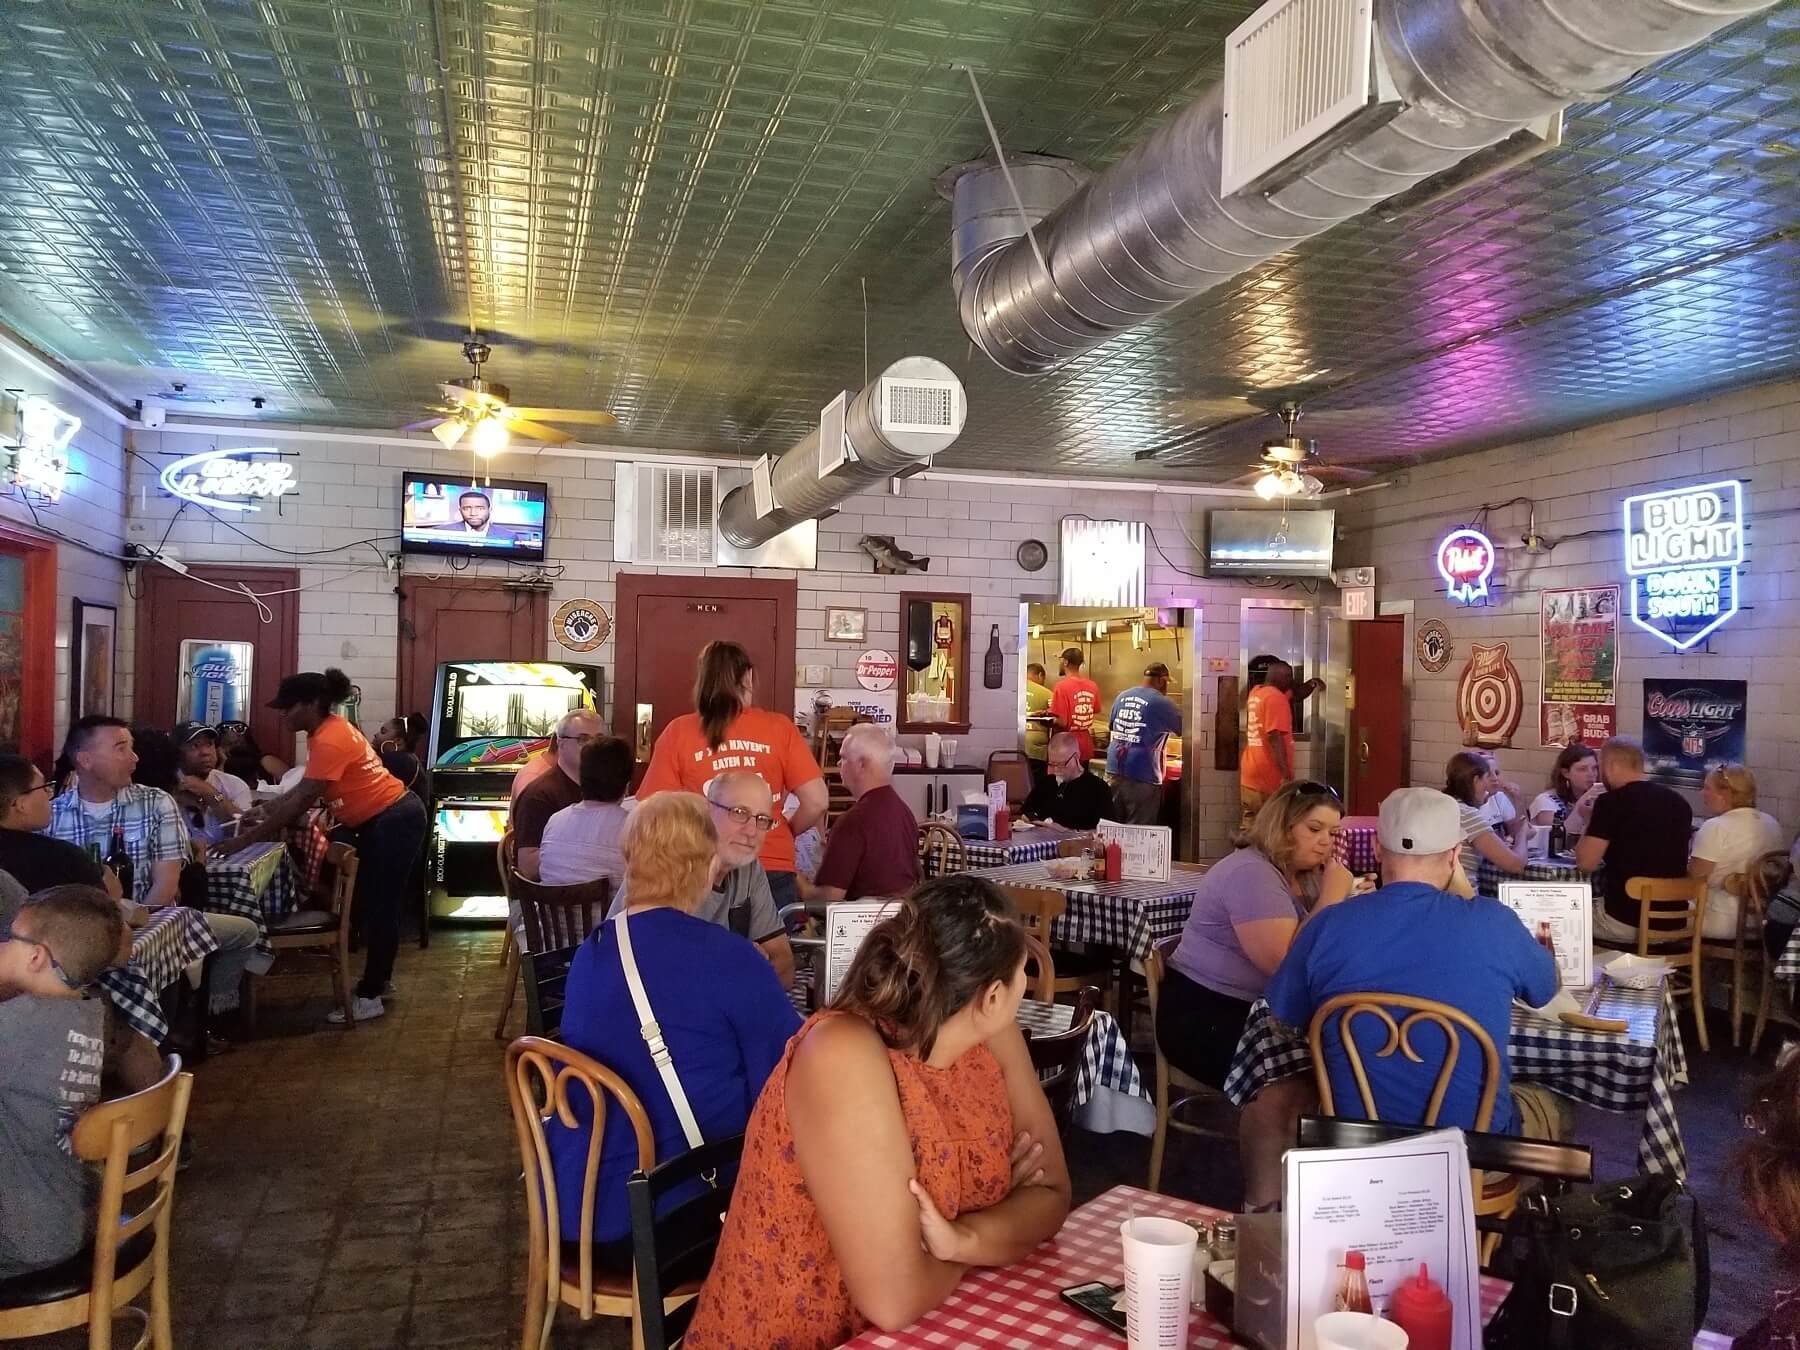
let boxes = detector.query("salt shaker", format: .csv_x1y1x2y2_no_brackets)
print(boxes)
1187,1220,1214,1306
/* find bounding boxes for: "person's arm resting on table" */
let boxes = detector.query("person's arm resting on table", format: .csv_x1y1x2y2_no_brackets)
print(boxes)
1473,825,1527,875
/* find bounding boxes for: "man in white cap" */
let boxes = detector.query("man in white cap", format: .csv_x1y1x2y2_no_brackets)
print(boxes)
1265,787,1568,1140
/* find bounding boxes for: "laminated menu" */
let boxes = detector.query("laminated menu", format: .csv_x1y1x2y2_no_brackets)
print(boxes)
1282,1128,1481,1350
1094,820,1172,882
1498,881,1593,988
822,899,901,1004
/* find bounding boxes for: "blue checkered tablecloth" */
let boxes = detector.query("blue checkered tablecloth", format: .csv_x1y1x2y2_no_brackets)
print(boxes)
1775,928,1800,981
976,860,1198,964
919,826,1091,879
1016,1000,1147,1107
1475,856,1590,896
100,906,220,1045
204,841,299,962
1221,978,1689,1179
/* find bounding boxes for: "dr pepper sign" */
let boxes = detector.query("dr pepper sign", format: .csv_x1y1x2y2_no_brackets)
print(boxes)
1437,527,1496,605
1622,479,1743,650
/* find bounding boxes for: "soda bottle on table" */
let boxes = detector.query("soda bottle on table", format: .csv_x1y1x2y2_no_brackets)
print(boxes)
105,827,135,904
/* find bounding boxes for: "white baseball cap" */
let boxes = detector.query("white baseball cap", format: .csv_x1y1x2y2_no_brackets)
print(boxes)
1377,787,1462,855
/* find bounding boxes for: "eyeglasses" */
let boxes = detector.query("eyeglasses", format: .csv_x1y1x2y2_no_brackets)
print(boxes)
17,781,53,798
0,926,82,991
711,802,777,832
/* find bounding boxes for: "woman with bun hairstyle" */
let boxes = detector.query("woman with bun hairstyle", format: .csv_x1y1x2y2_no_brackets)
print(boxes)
216,667,426,1024
683,875,1071,1347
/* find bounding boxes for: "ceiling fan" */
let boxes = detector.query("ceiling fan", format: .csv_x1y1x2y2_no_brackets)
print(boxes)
400,334,618,455
1231,401,1376,501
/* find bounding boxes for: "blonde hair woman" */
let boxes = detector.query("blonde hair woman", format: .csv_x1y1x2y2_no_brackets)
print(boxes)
549,793,801,1255
1690,764,1784,940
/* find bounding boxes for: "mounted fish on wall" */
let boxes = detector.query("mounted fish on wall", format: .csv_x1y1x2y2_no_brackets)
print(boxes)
860,534,930,574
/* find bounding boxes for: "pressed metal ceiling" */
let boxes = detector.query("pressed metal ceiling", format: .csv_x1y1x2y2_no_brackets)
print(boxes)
2,0,1800,479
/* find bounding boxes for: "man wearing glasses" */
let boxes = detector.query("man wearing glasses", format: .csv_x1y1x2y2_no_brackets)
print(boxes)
1021,732,1112,831
606,773,795,988
514,708,605,881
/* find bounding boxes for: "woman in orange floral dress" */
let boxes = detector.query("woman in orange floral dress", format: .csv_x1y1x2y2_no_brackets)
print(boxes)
684,876,1072,1348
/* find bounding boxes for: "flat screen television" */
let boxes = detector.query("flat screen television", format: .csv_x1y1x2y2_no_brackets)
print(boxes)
400,474,549,562
1205,508,1336,579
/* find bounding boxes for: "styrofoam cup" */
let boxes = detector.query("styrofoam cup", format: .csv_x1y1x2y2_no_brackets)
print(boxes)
1314,1311,1409,1350
1119,1216,1198,1349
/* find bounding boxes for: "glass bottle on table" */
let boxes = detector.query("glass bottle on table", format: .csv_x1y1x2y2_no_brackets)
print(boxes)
106,827,135,905
1536,920,1559,966
1334,1250,1373,1313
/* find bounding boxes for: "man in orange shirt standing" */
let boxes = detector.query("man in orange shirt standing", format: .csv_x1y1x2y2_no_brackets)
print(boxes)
1049,647,1103,766
1239,658,1324,826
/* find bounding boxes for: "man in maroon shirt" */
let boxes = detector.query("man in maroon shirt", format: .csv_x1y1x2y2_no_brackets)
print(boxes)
801,724,920,903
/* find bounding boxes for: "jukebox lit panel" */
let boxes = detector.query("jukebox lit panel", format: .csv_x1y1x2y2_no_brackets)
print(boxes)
435,804,509,843
432,661,601,771
432,802,509,921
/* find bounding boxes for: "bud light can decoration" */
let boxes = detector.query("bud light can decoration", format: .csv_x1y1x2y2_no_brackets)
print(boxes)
179,641,252,726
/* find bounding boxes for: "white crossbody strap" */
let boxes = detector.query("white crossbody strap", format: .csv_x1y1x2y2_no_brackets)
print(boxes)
611,911,706,1150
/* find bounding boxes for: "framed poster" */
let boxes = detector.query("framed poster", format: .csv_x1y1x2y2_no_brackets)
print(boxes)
825,606,867,643
69,599,116,720
1541,586,1617,704
1643,679,1746,787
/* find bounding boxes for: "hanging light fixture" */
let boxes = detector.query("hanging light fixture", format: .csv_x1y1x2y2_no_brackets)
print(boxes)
431,417,468,449
470,415,509,457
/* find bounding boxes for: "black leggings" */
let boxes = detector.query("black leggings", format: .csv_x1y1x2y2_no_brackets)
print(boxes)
335,792,429,998
1154,964,1256,1090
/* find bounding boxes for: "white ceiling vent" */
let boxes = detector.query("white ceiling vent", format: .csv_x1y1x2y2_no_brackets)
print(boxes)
614,463,717,566
1220,0,1379,199
879,376,962,435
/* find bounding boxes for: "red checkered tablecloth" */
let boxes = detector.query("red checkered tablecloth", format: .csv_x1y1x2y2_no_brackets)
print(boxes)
838,1185,1734,1349
1332,818,1379,875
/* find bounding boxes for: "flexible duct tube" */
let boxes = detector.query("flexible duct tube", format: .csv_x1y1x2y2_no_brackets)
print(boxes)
717,356,966,548
954,0,1774,375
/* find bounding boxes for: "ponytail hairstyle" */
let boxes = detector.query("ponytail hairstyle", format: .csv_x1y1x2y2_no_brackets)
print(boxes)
829,875,1026,1058
272,667,355,717
693,640,754,751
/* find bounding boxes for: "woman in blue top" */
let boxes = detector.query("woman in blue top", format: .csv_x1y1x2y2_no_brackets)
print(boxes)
551,791,802,1250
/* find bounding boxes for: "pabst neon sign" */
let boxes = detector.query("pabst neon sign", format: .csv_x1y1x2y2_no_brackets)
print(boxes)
159,447,297,512
1622,479,1742,650
1436,527,1495,605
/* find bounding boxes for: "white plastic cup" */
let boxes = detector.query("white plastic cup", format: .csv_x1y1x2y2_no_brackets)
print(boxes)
1527,824,1550,859
941,737,958,767
1314,1311,1409,1350
1119,1216,1198,1349
924,733,941,769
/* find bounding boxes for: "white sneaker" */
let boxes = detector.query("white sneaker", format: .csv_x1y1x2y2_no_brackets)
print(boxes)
327,995,385,1024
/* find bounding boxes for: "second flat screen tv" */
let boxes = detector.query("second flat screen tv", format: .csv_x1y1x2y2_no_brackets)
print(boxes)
1206,508,1336,579
401,474,550,563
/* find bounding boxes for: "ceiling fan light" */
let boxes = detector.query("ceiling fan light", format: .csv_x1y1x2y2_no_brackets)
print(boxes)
431,418,467,449
1253,472,1285,501
1299,473,1324,497
470,415,509,457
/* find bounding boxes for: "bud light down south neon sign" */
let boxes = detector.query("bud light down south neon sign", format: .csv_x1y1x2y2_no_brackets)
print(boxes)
1622,479,1743,651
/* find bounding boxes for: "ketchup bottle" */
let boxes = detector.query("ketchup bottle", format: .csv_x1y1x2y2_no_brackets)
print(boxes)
1387,1263,1453,1350
1103,838,1123,883
993,803,1011,842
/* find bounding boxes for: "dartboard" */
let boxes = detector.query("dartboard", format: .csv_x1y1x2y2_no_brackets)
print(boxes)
1456,641,1523,748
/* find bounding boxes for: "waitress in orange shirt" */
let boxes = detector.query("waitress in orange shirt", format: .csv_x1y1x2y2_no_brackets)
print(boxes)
216,667,427,1024
638,640,827,909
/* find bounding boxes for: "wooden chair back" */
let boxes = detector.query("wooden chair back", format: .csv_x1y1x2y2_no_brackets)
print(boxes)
919,822,968,877
522,943,581,1038
505,1036,655,1337
319,842,359,939
1307,992,1502,1130
1143,935,1233,1191
511,873,610,952
626,1133,747,1350
497,830,518,903
1021,931,1057,1003
1028,987,1098,1124
1056,836,1092,858
1008,885,1069,940
986,750,1034,809
1622,874,1706,957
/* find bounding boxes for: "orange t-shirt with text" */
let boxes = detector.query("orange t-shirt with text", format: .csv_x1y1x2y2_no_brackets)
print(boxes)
1239,683,1294,795
303,715,407,828
636,707,824,874
1049,676,1102,764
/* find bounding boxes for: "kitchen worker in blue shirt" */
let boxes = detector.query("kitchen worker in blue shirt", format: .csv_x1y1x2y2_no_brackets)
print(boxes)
1105,662,1182,826
1265,786,1571,1141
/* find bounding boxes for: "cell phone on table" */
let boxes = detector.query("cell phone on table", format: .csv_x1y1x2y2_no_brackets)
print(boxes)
1060,1280,1128,1334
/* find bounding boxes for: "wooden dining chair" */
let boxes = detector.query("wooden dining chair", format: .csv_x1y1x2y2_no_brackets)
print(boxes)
0,1057,194,1350
243,842,359,1035
1144,935,1235,1193
513,874,611,955
1055,836,1093,858
1021,931,1057,1003
1620,874,1709,1052
1738,852,1800,1056
1307,992,1517,1261
919,822,968,878
1027,986,1100,1128
1008,885,1113,1005
506,1037,658,1350
493,832,522,1039
1706,870,1760,1050
626,1133,747,1350
985,750,1033,811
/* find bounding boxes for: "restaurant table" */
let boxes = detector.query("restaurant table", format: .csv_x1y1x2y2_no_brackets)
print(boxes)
977,859,1200,966
98,905,220,1045
1775,926,1800,981
1332,816,1380,874
1222,977,1690,1179
1475,854,1589,896
920,824,1091,878
204,840,298,960
836,1184,1734,1349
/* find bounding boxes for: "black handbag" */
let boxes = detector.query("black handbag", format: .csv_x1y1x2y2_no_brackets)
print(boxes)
1485,1173,1708,1350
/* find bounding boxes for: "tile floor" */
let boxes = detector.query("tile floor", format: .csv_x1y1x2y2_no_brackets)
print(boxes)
56,928,1781,1347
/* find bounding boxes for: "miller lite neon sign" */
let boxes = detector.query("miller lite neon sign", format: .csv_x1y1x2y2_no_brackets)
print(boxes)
1622,479,1743,651
1436,527,1495,605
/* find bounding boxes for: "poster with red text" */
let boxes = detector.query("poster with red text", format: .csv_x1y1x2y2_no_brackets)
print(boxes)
1540,701,1616,749
1540,586,1617,747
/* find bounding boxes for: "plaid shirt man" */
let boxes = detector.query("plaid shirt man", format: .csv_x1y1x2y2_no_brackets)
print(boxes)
46,784,191,905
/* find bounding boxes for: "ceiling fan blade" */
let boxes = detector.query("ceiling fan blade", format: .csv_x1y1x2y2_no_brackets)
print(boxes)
506,407,619,427
501,416,571,446
439,383,491,411
1314,463,1379,482
398,417,446,433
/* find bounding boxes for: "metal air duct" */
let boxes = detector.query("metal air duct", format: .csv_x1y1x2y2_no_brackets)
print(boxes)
717,356,967,549
948,0,1775,376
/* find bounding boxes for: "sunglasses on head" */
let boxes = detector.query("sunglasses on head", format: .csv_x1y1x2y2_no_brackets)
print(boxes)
1291,781,1342,803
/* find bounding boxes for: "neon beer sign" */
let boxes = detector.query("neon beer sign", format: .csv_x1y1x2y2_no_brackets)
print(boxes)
1436,527,1495,605
159,447,297,512
1622,479,1742,650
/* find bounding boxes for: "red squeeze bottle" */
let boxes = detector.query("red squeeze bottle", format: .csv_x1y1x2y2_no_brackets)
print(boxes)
994,803,1011,841
1388,1263,1453,1350
1104,838,1123,882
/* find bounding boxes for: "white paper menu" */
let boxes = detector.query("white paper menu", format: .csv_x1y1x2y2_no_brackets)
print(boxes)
1498,881,1593,988
1094,819,1172,882
1282,1128,1481,1350
822,899,901,1004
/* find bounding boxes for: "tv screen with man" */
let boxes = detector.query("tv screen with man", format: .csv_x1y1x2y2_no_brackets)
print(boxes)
400,474,550,562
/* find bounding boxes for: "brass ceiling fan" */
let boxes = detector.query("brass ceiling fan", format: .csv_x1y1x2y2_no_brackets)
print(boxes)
400,334,618,456
1229,401,1376,501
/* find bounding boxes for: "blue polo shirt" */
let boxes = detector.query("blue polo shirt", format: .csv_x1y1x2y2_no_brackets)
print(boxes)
1265,882,1557,1134
1105,685,1182,785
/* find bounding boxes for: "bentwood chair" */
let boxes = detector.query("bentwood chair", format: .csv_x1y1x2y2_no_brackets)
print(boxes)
0,1058,194,1350
1144,935,1236,1193
1737,853,1800,1055
1009,885,1114,1006
1027,985,1100,1128
919,821,968,878
1618,875,1709,1051
1307,992,1519,1261
494,831,522,1038
1707,870,1759,1050
626,1133,746,1350
244,842,359,1034
1020,931,1058,1003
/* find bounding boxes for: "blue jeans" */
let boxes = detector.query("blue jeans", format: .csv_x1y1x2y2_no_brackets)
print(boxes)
766,870,798,912
334,792,428,998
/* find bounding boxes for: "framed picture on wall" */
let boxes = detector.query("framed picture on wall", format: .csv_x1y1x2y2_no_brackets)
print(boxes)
70,599,117,720
825,606,868,643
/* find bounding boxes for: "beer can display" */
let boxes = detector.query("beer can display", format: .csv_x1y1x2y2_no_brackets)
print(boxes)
177,640,252,726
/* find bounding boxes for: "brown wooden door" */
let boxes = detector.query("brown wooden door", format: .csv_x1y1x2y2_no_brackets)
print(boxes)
133,565,302,763
614,574,796,761
0,523,57,766
396,579,548,721
1348,616,1408,815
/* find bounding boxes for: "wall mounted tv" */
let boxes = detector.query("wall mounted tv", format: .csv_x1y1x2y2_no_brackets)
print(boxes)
400,474,550,563
1205,508,1336,579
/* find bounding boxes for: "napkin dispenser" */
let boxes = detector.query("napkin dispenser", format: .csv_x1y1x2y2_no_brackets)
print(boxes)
1231,1211,1285,1350
956,804,990,839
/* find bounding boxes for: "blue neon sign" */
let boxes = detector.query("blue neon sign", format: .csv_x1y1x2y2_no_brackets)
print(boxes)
1622,478,1743,651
